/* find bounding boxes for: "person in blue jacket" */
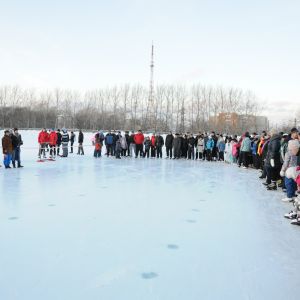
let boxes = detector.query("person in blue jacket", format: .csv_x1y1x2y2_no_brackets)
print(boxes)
105,131,114,157
217,135,225,161
206,136,215,161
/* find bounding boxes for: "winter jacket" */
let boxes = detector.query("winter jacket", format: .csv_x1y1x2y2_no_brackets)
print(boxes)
206,139,214,150
49,132,58,146
105,133,114,145
120,136,128,149
129,134,135,144
280,141,288,163
251,142,257,155
218,140,225,152
2,135,13,154
78,132,84,143
144,139,151,151
11,134,23,149
155,136,164,147
173,137,181,150
281,151,300,174
197,138,204,153
56,132,62,145
61,132,69,144
265,134,281,168
125,133,130,146
151,136,156,147
70,133,75,143
241,137,251,152
38,131,49,144
134,133,144,145
165,134,174,148
187,136,195,148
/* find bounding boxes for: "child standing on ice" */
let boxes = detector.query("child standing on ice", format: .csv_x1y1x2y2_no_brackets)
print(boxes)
94,133,102,158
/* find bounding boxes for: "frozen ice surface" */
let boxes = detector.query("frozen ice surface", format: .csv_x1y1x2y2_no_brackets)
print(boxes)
1,130,300,299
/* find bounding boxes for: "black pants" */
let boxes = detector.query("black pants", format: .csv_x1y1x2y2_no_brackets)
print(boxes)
94,149,101,157
136,144,143,157
70,142,74,153
174,147,181,158
202,150,207,160
144,149,150,158
106,145,113,156
50,145,56,157
218,151,224,161
206,149,212,161
121,149,127,156
242,151,250,167
196,151,203,159
156,146,162,158
187,146,194,159
166,146,172,158
57,143,61,155
151,146,156,157
77,143,84,155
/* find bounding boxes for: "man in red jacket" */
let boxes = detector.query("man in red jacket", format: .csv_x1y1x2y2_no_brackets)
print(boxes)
134,130,145,158
49,129,57,159
38,128,49,159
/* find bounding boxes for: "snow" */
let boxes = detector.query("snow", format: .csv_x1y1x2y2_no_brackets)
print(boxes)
1,130,300,300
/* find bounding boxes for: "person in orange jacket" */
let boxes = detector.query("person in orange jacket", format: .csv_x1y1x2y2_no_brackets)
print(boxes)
49,129,58,159
38,128,49,159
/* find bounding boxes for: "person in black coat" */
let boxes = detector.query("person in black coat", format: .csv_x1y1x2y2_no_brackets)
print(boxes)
56,129,62,155
265,132,282,190
155,133,164,158
11,128,23,168
187,133,195,160
165,132,174,159
181,134,188,158
173,133,182,159
69,131,75,153
77,130,84,155
125,131,130,156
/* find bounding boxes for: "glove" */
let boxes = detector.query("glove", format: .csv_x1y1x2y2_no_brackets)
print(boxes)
270,159,275,167
280,170,285,177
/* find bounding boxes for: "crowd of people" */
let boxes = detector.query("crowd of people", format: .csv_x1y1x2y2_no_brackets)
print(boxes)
2,127,300,225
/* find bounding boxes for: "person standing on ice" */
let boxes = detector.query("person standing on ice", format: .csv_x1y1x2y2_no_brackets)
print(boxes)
94,133,102,158
217,135,225,161
165,132,174,159
56,129,62,156
49,129,57,159
144,136,151,158
125,131,130,156
120,133,128,157
240,132,251,168
265,131,282,190
196,134,204,160
280,140,300,202
173,133,181,159
2,130,13,169
77,130,84,155
134,130,144,158
155,133,164,158
10,128,24,168
69,131,75,153
187,133,195,160
206,135,214,161
38,128,49,159
115,132,122,159
105,131,114,157
128,131,136,157
150,133,156,158
11,128,24,168
61,128,69,157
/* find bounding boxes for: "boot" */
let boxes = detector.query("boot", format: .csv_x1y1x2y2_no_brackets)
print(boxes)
267,182,277,190
12,162,16,168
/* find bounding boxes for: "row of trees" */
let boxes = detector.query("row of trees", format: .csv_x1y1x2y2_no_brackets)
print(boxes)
0,84,265,134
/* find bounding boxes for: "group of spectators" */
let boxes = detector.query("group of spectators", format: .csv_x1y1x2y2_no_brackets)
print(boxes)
2,126,300,226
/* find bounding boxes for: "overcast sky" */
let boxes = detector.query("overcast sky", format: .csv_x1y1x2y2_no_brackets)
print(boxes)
0,0,299,125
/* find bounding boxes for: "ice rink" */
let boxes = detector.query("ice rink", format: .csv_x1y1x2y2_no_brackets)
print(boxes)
1,131,300,300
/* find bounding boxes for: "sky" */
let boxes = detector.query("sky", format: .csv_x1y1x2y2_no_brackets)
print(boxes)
0,0,299,125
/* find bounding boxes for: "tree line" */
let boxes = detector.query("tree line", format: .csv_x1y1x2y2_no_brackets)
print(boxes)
0,84,264,134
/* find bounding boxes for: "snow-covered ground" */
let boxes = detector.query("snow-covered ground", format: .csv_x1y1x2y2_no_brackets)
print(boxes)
1,130,300,300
